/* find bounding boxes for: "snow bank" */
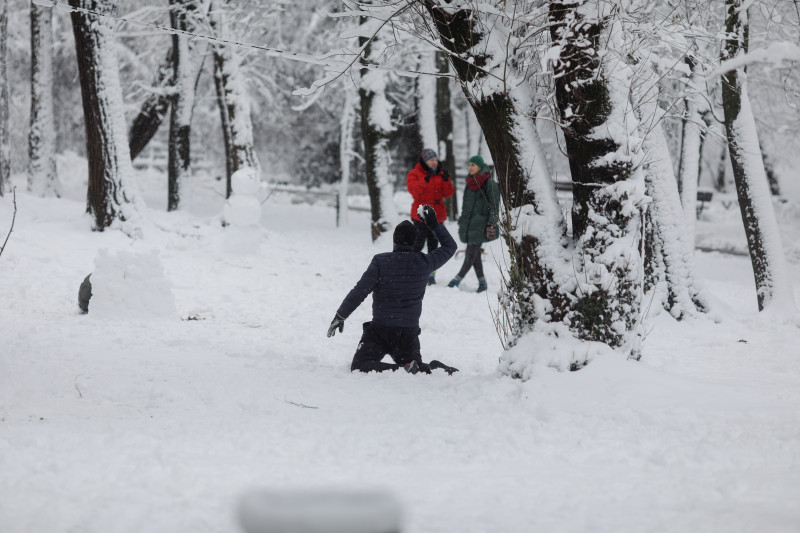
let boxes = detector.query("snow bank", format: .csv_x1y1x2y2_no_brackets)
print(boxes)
88,249,177,320
499,320,618,380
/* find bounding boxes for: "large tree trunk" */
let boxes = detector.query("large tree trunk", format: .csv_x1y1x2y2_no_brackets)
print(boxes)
210,4,260,199
721,0,795,312
70,0,142,236
0,0,10,196
549,1,647,354
359,13,398,241
28,4,61,198
435,51,457,221
425,1,576,365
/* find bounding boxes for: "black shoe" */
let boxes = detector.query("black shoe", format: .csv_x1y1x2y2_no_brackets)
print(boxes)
429,360,459,375
404,361,420,374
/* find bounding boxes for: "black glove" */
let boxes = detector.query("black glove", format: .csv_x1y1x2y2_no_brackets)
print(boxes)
327,314,344,337
417,204,438,230
440,169,450,182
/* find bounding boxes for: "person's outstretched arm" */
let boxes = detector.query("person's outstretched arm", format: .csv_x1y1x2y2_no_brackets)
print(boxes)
327,259,379,337
417,205,456,271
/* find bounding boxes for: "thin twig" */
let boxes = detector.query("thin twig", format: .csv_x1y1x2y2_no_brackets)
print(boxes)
74,374,84,399
0,187,17,259
284,397,318,409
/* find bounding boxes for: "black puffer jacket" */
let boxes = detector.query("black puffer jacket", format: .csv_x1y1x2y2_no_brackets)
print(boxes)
336,224,456,328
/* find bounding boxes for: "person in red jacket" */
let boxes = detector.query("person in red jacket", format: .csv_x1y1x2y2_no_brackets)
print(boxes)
406,148,455,285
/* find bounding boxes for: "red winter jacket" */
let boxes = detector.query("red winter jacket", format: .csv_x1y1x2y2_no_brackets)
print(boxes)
406,161,456,222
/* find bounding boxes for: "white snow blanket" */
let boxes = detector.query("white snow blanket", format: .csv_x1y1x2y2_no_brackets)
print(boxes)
0,159,799,533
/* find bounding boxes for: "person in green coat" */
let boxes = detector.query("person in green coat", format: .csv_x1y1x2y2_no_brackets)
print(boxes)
447,155,501,293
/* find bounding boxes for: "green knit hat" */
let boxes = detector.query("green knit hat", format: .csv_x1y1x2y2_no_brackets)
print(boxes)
468,155,485,168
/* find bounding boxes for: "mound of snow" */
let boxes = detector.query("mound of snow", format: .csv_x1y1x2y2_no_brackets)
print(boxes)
89,249,176,320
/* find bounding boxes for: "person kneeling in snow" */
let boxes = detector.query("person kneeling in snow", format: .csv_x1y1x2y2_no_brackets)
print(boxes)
327,205,459,375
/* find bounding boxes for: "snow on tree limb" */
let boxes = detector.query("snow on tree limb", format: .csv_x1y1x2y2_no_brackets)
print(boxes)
711,41,800,78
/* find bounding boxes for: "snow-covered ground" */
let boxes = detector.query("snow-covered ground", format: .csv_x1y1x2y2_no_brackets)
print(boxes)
1,161,799,533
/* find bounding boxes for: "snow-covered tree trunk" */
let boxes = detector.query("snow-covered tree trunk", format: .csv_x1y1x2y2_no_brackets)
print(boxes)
167,0,201,212
69,0,142,237
416,51,438,151
640,108,707,319
721,0,795,313
358,15,398,241
424,2,575,352
28,4,61,198
212,50,233,197
128,51,172,161
549,1,647,355
436,51,457,220
629,45,707,320
210,4,260,198
338,83,357,226
0,0,9,197
677,56,707,244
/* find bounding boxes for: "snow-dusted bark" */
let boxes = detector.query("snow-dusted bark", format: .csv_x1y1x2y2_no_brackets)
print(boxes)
69,0,142,237
549,1,648,356
358,15,398,241
338,83,357,226
640,110,707,319
210,4,261,198
167,0,202,212
721,0,795,313
128,51,172,161
424,1,579,367
28,4,61,198
628,47,708,320
0,1,9,197
677,57,707,244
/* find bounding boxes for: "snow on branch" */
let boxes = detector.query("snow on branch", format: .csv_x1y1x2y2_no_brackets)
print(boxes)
41,0,445,96
709,41,800,78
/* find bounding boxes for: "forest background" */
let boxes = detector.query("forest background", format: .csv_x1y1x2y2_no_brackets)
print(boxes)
1,0,795,202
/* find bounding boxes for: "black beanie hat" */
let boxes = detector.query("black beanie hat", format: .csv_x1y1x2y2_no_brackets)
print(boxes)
393,220,417,246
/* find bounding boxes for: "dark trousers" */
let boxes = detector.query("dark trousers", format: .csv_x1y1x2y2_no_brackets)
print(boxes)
456,243,484,279
351,322,422,373
413,219,439,254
